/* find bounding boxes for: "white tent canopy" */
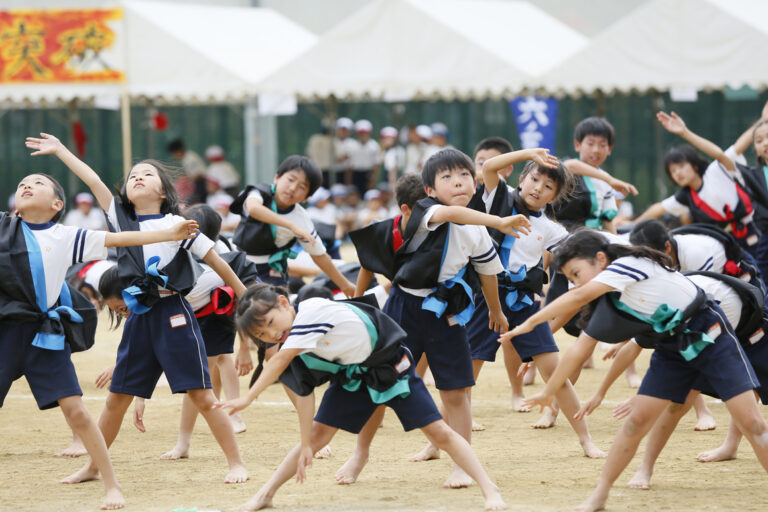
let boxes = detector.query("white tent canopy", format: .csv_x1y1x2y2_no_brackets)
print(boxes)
257,0,587,101
538,0,768,95
0,0,317,105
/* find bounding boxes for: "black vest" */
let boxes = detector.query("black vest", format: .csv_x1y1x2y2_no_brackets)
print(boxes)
349,215,405,281
231,184,295,256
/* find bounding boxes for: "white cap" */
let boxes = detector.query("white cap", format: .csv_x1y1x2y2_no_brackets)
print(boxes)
75,192,94,205
379,126,398,138
213,193,234,208
330,184,349,197
430,122,448,136
364,189,382,201
415,124,432,140
309,187,331,205
336,117,354,130
354,119,373,133
205,145,224,160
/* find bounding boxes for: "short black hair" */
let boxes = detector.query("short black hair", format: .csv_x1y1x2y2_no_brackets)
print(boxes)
167,139,185,153
473,136,514,158
663,145,709,180
182,204,221,241
277,155,322,198
629,219,671,252
574,117,615,147
395,173,426,209
421,148,475,189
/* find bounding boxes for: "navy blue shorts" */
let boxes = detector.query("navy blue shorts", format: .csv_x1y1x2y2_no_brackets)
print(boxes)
255,263,288,286
384,287,474,390
695,332,768,405
111,294,211,398
467,294,557,362
638,304,759,404
314,349,442,433
197,313,235,357
0,321,82,410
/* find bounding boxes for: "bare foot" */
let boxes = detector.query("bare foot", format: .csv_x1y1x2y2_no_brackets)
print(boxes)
225,464,249,484
61,465,99,484
314,444,332,459
625,371,642,389
101,487,125,510
523,365,536,386
54,440,87,458
335,453,368,484
472,421,486,431
484,487,507,510
443,467,473,489
697,444,738,462
694,413,717,431
231,415,247,434
410,442,440,462
573,490,607,512
626,467,651,489
532,408,557,429
160,444,189,460
581,440,607,459
511,393,531,413
240,491,273,511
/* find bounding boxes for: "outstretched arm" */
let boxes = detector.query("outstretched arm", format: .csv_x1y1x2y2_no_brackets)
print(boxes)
482,148,559,193
657,111,735,171
103,220,199,247
733,100,768,156
311,253,355,297
634,202,668,222
244,197,316,245
429,205,531,238
564,159,639,196
203,249,246,298
26,133,113,211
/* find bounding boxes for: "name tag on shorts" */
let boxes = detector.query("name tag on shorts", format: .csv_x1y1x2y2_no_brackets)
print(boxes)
269,269,283,278
169,314,187,328
750,328,764,345
740,273,752,281
394,354,411,374
446,315,459,327
747,234,759,246
707,322,722,340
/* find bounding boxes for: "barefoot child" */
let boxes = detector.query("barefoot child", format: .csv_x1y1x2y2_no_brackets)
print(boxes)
508,230,768,512
25,133,250,484
1,165,199,509
217,284,507,511
229,155,355,295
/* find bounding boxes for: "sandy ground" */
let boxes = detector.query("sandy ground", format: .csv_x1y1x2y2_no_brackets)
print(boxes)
2,312,766,512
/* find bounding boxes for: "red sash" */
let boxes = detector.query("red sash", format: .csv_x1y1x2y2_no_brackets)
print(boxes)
194,286,236,318
392,215,404,252
688,183,753,238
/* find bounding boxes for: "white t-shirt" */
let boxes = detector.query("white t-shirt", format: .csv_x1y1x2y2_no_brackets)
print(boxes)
591,256,698,317
63,207,107,231
686,274,741,328
206,161,240,189
333,137,361,171
281,298,373,365
674,233,726,273
482,186,568,272
82,259,116,292
106,198,215,269
383,146,406,174
307,203,338,225
244,191,326,262
182,150,206,180
185,264,226,311
349,139,381,170
399,204,504,297
25,221,108,308
661,146,752,224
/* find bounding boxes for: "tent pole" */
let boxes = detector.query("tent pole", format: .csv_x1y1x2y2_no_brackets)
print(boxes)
120,89,132,177
67,99,79,199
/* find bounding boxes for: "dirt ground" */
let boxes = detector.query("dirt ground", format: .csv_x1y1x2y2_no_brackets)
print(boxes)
2,312,766,512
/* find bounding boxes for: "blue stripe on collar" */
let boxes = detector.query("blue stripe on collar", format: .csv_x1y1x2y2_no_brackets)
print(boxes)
276,205,295,214
23,220,55,230
136,213,165,221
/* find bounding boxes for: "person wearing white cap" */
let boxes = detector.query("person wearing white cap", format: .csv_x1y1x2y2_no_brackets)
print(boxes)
63,191,107,231
332,117,361,187
307,187,338,226
358,188,388,228
205,145,241,195
379,126,405,188
404,124,431,174
423,122,454,164
348,119,381,195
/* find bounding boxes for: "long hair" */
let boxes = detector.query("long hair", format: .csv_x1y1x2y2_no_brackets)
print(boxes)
554,229,674,272
97,266,126,329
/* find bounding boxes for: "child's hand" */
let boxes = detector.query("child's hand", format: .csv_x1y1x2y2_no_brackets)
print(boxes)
529,148,560,169
94,364,115,389
574,392,604,420
607,177,638,197
133,398,146,433
657,111,687,135
517,361,534,378
296,444,314,483
25,133,64,156
521,391,554,413
498,320,534,343
167,220,200,241
488,307,509,333
612,396,635,420
290,224,316,246
214,396,253,415
496,214,531,238
235,346,254,376
340,280,356,298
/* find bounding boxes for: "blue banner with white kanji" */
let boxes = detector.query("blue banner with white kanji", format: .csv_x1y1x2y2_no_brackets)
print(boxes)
509,96,558,153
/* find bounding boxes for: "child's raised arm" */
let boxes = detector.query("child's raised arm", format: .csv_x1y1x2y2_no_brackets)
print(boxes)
733,100,768,156
26,133,113,211
481,148,559,193
104,220,199,247
430,205,531,238
564,159,639,197
657,111,736,171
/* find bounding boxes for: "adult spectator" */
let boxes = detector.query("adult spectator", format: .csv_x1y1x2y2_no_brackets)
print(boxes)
62,192,107,230
204,145,240,196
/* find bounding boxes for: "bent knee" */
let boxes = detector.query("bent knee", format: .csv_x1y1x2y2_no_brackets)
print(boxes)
425,421,454,449
63,403,92,429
